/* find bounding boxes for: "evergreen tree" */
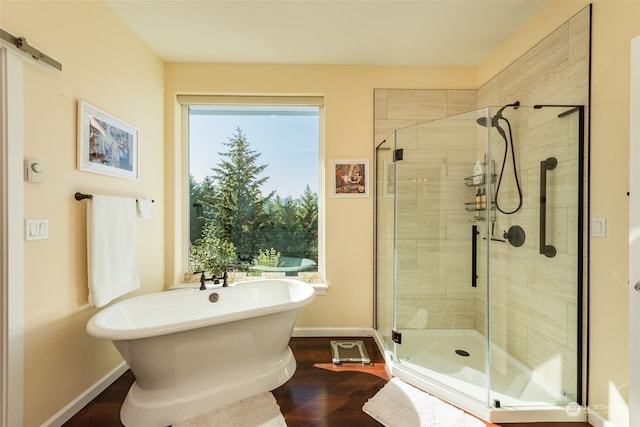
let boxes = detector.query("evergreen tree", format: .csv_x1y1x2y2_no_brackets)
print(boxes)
205,127,274,258
189,174,203,244
265,195,303,256
189,174,218,244
189,127,318,274
297,185,319,260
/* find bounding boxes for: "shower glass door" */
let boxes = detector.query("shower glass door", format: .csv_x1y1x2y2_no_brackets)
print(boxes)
375,136,396,350
391,109,491,405
487,105,584,410
383,105,584,412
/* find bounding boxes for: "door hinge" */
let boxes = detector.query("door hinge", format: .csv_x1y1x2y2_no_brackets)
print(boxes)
392,330,402,344
393,149,404,161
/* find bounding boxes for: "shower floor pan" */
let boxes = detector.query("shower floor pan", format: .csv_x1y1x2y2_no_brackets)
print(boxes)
375,329,585,423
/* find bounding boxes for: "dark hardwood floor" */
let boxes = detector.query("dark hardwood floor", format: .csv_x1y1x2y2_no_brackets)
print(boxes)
64,337,591,427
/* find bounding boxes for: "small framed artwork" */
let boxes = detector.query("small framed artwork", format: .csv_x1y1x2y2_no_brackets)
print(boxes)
332,160,369,197
77,101,138,180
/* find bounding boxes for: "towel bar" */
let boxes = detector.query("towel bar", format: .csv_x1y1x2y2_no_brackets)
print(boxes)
74,192,154,203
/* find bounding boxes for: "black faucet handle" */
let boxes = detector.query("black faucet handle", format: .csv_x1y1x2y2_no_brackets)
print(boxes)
198,271,208,290
221,270,229,287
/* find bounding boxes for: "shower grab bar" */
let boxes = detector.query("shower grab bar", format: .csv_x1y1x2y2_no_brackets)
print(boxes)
539,157,558,258
471,225,478,287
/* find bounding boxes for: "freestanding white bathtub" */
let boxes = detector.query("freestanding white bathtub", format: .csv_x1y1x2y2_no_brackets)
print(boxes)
87,278,315,427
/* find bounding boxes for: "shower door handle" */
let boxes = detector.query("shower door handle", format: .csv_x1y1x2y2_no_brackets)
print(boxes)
472,225,478,287
539,157,558,258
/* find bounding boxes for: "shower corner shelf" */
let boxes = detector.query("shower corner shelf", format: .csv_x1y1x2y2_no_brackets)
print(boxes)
465,172,497,223
464,173,496,187
464,201,495,212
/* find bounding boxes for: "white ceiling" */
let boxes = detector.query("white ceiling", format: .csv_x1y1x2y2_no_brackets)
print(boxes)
106,0,548,66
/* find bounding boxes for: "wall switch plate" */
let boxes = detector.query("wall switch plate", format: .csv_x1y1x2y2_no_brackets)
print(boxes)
592,217,606,238
25,219,49,240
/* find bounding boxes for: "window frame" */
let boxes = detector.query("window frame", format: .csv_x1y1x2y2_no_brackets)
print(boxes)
178,95,325,280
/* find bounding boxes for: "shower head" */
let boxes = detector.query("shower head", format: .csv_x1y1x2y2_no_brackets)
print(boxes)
476,116,498,128
476,116,507,140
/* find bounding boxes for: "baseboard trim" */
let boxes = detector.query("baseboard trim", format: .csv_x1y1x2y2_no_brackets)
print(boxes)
587,410,624,427
41,362,128,427
293,327,374,337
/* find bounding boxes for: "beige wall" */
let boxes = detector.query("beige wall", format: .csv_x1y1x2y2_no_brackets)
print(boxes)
1,1,165,426
164,64,476,330
588,1,640,424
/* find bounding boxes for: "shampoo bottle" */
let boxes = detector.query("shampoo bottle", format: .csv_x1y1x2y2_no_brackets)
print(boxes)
473,159,485,185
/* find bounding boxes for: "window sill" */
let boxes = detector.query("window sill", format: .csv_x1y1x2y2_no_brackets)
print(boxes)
172,277,327,295
311,283,328,296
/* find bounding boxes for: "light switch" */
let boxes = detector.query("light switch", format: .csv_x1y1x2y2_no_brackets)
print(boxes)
25,219,49,240
38,222,49,239
592,217,606,238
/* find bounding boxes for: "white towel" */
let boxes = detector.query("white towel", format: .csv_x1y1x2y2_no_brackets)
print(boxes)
87,195,141,307
137,198,153,219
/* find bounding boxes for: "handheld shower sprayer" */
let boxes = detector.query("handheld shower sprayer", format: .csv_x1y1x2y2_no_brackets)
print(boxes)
476,101,522,215
476,116,506,140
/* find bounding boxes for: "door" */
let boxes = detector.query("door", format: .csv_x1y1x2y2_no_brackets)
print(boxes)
628,34,640,427
0,46,24,427
487,104,584,410
391,109,490,404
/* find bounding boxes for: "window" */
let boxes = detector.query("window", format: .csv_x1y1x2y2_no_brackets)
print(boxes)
180,96,323,279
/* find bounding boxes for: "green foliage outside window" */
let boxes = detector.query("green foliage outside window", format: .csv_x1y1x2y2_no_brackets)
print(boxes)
188,220,238,274
189,127,318,274
251,248,281,274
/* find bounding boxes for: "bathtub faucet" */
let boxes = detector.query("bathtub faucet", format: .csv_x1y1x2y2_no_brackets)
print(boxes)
213,271,228,288
199,271,228,290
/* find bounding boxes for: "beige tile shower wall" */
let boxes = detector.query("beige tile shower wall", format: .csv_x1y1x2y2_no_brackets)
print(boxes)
375,89,477,145
374,5,589,399
475,7,589,399
375,89,478,330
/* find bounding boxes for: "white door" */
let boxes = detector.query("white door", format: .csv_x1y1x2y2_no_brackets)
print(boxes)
0,46,24,427
629,35,640,427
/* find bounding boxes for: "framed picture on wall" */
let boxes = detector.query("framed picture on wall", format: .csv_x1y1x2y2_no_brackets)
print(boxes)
77,101,138,180
332,159,369,197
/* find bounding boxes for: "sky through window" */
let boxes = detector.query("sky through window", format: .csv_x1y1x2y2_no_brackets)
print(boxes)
189,106,319,199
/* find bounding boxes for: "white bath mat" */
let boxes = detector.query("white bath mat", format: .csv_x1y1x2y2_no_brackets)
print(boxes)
363,378,486,427
173,392,287,427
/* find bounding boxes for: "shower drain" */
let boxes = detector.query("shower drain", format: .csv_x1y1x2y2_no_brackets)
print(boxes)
455,349,470,357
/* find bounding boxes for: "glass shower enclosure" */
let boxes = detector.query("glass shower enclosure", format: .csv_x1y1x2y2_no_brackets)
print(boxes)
375,105,586,422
